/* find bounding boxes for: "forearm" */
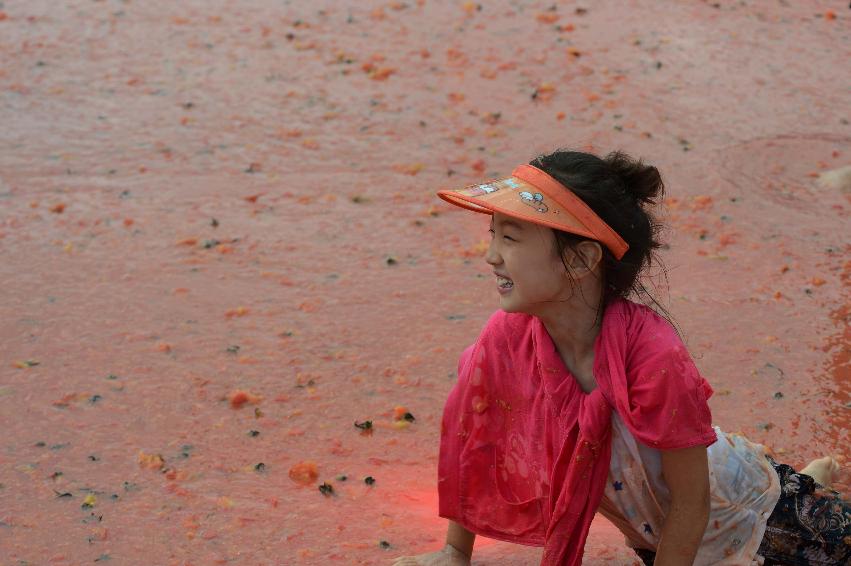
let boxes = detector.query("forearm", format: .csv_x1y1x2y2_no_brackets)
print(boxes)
654,501,709,565
445,520,476,559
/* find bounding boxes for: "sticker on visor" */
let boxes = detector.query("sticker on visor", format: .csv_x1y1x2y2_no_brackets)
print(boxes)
462,177,522,197
519,191,548,213
466,183,499,197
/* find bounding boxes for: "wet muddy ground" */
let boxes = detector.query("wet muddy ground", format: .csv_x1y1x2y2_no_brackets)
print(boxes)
1,1,849,564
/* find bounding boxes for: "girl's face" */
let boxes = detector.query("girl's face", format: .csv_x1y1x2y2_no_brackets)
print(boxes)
485,212,574,315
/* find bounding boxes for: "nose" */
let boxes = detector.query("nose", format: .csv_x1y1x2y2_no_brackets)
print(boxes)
484,237,502,266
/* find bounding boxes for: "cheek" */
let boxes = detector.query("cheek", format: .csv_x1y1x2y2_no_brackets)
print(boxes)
513,258,565,294
535,269,567,295
503,242,563,278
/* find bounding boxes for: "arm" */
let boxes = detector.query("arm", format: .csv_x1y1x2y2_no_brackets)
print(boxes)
445,520,475,560
655,445,710,566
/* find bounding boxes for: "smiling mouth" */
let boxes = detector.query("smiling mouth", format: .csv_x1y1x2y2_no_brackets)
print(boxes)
497,276,514,290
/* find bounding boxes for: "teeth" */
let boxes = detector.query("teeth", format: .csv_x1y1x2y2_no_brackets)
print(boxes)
497,276,514,289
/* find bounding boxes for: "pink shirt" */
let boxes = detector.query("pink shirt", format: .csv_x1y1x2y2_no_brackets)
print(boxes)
438,298,718,564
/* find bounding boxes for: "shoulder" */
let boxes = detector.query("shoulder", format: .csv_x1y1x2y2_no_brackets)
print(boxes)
456,310,534,367
606,299,703,391
453,311,537,392
607,298,683,358
608,297,676,336
480,309,535,340
461,310,536,369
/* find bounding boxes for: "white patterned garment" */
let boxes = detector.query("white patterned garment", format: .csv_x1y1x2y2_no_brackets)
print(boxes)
598,413,782,565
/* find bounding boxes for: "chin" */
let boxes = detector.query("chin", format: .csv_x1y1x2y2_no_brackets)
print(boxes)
498,297,525,314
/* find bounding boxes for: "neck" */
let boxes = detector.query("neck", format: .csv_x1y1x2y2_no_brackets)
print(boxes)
537,286,605,367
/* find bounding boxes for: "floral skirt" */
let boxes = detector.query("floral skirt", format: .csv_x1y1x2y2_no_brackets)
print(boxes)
633,456,851,565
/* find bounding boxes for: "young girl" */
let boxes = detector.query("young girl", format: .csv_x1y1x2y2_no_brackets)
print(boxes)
392,149,850,565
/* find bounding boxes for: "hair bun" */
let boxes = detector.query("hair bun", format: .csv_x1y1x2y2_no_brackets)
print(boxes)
604,150,664,205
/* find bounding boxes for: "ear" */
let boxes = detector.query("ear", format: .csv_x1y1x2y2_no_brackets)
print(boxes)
565,241,603,277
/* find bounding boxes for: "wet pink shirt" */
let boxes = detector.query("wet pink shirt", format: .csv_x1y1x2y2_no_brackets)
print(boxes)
438,297,717,564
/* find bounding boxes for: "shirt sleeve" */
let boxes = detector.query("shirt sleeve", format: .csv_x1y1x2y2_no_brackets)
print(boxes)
620,308,717,450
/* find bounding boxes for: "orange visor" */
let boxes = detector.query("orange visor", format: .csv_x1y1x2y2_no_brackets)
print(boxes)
436,164,629,260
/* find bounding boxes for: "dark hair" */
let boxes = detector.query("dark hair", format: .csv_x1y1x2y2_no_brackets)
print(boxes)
529,148,672,322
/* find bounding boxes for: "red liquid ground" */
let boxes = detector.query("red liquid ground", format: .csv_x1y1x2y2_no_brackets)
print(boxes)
1,1,848,564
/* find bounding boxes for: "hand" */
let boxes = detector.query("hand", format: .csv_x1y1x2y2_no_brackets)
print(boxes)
391,544,472,565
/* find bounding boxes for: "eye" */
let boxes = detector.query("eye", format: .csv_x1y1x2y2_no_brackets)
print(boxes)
489,228,514,242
